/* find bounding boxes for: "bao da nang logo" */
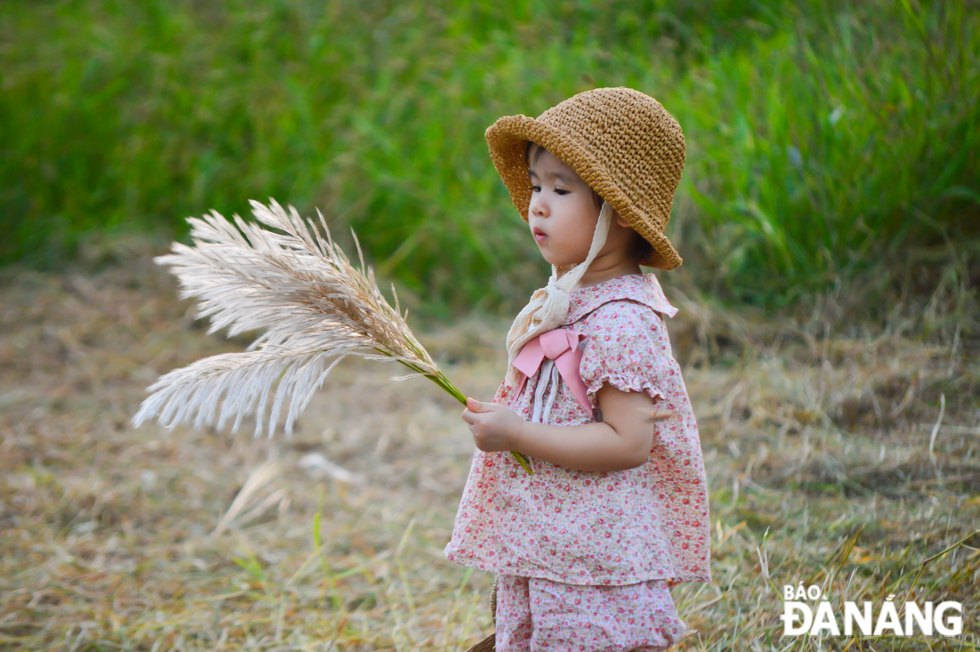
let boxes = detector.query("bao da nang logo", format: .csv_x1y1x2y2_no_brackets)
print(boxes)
781,585,963,637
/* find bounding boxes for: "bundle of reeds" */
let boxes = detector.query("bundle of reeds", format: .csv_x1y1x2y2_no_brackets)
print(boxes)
131,199,532,473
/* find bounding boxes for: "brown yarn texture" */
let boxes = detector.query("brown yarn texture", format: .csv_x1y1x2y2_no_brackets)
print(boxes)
485,87,686,270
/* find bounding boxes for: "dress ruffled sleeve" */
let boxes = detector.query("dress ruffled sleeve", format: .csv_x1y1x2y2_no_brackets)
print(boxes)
578,300,675,410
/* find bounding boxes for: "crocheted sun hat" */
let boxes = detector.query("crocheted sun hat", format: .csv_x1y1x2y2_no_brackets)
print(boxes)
485,87,686,270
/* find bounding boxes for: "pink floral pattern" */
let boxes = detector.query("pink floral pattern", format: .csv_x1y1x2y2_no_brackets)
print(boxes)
444,273,711,587
495,574,686,652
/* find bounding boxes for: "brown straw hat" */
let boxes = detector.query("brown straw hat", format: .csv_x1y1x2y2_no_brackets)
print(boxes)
485,87,685,270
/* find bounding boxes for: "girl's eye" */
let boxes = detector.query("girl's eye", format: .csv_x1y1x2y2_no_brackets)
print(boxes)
529,185,540,193
555,188,569,195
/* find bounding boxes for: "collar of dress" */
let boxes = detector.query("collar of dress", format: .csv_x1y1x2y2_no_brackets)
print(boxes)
562,273,678,325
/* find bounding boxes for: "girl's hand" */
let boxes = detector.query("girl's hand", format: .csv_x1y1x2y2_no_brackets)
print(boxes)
461,398,525,453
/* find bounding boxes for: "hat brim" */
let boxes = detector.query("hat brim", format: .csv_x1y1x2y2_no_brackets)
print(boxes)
485,114,682,270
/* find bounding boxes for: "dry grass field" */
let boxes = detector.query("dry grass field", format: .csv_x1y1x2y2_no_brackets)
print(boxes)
1,250,977,651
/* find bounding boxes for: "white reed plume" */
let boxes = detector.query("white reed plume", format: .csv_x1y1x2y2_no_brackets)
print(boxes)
131,199,532,472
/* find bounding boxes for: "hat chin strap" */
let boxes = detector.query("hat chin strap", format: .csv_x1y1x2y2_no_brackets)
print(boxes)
504,201,614,397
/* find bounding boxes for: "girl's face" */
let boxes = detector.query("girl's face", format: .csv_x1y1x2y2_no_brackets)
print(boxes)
527,149,604,268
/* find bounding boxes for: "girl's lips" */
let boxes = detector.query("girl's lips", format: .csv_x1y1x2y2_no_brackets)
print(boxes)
532,227,547,243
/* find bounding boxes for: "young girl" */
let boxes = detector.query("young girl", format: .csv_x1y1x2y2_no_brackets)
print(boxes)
444,87,711,651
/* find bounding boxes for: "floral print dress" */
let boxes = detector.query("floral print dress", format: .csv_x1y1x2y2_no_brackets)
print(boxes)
445,273,710,650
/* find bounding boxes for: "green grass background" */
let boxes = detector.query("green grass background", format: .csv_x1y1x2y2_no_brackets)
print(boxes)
2,0,977,317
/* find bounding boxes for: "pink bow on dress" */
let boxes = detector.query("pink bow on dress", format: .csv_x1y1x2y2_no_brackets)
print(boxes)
512,328,592,413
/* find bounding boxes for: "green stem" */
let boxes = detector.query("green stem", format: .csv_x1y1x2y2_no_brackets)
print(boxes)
387,355,533,475
508,451,534,475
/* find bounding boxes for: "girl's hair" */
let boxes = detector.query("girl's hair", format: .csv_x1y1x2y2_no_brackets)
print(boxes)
525,141,654,264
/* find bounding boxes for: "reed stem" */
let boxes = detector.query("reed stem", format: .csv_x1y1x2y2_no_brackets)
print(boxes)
388,355,533,475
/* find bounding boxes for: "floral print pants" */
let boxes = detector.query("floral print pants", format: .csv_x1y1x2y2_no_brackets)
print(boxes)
495,575,686,651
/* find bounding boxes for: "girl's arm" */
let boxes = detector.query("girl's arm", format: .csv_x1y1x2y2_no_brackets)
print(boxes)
461,385,661,472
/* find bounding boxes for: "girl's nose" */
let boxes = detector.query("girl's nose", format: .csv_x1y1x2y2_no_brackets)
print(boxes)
530,194,549,218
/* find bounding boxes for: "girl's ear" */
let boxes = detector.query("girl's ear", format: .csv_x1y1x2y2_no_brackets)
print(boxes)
613,209,630,228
